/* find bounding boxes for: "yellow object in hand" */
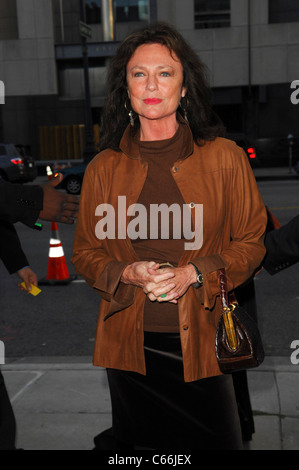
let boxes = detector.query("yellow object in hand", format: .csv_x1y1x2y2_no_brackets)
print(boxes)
20,282,41,296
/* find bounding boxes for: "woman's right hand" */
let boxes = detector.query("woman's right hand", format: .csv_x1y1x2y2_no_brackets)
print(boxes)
121,261,178,302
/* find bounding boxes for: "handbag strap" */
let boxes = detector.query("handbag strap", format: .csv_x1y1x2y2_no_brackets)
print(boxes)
218,268,229,310
218,268,238,311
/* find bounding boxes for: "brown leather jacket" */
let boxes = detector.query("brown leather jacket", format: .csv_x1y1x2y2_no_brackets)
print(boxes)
71,120,267,382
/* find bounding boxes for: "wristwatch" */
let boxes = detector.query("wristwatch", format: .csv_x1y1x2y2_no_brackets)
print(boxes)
189,262,203,288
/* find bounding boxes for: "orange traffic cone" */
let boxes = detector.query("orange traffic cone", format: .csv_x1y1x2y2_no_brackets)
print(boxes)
39,222,76,285
46,165,53,180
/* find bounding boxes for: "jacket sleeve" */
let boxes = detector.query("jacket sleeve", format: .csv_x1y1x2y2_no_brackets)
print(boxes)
0,221,29,274
71,163,137,314
263,215,299,275
191,149,267,309
0,179,43,227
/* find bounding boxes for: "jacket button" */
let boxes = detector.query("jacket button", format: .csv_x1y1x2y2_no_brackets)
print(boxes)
182,325,189,331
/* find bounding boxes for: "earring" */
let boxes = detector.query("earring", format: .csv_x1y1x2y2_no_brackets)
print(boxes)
129,110,135,127
124,99,136,127
180,97,189,123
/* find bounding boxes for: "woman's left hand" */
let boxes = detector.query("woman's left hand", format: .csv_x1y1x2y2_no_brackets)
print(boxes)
147,264,196,303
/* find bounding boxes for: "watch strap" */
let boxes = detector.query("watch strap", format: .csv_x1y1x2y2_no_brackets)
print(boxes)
189,262,203,288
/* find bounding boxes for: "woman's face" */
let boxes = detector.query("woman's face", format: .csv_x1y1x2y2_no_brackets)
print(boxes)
126,43,186,125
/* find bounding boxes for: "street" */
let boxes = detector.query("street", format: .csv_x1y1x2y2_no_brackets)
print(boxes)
1,177,298,360
255,179,299,357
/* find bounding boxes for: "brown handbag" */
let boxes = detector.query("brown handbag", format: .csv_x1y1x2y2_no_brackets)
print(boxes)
215,268,265,373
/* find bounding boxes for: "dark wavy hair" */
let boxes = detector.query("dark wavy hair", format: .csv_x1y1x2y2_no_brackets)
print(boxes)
99,21,225,151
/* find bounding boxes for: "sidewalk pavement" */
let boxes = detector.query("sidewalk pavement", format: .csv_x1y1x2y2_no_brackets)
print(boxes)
1,355,299,450
253,166,299,181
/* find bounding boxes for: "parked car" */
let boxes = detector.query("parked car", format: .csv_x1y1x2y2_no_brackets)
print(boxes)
58,164,86,194
15,144,38,182
236,139,258,166
226,134,259,168
0,143,37,183
253,137,299,167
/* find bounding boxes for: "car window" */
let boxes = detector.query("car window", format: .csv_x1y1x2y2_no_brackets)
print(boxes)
7,144,20,157
0,146,6,155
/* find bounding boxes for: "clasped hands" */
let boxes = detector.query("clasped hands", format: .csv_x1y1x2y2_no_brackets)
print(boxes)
121,261,196,303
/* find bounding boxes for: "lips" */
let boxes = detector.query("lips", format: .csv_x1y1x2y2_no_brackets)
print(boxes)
143,98,162,105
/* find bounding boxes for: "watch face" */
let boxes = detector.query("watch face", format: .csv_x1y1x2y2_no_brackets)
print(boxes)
196,273,203,285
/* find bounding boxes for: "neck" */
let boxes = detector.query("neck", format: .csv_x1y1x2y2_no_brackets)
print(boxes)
139,115,179,141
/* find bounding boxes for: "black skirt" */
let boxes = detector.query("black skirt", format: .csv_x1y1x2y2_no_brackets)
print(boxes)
105,332,243,450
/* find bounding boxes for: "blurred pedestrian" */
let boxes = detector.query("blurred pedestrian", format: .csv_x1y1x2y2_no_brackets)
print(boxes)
0,172,79,226
263,214,299,274
233,212,299,442
0,172,79,449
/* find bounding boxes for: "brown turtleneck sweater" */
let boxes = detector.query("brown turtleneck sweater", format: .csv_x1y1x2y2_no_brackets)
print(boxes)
132,123,187,332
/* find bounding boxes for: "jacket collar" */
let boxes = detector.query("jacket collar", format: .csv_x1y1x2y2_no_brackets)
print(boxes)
119,113,194,161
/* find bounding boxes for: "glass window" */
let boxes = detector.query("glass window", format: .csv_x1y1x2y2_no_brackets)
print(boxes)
86,0,102,24
85,0,149,24
115,0,148,22
194,0,230,29
0,0,18,39
269,0,299,23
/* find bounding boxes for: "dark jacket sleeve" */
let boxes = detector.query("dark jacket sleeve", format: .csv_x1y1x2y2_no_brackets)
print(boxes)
0,179,43,227
0,221,29,274
263,215,299,275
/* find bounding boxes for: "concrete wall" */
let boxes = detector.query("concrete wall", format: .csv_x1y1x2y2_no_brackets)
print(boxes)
1,0,298,147
158,0,299,88
0,0,57,97
1,0,298,95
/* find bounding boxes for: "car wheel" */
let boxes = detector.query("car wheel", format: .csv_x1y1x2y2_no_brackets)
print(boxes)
65,176,82,195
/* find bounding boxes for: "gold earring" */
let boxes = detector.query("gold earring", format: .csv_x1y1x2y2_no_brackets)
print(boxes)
124,99,136,127
180,97,189,123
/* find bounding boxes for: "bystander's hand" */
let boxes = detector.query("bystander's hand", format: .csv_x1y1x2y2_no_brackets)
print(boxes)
17,267,38,292
39,173,79,224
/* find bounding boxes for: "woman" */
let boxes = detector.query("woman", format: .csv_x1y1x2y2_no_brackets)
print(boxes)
72,22,267,450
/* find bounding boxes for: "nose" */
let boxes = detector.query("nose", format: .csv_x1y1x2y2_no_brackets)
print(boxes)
146,74,158,91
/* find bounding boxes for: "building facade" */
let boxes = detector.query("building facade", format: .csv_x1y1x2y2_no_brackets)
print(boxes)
0,0,298,161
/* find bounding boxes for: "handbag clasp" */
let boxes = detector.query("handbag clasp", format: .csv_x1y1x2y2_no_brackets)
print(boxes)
222,303,238,352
